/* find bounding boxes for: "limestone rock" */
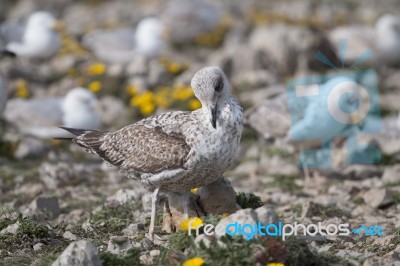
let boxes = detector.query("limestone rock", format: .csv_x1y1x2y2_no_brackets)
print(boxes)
30,196,60,218
199,178,239,215
52,240,101,266
363,188,393,208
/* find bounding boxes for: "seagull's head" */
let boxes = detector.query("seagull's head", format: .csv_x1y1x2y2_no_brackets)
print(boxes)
62,87,98,114
376,14,400,35
191,66,231,129
27,11,62,31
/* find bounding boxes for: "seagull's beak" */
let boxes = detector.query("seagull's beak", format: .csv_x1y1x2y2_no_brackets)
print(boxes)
52,20,64,31
210,104,218,129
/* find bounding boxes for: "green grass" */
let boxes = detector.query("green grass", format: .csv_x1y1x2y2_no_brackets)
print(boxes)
307,204,351,219
90,201,141,233
236,192,263,209
268,174,301,192
100,249,141,266
158,230,347,266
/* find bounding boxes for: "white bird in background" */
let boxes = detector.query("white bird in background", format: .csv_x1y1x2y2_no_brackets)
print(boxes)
375,14,400,67
328,14,400,67
3,87,100,138
161,0,221,43
0,76,6,116
1,11,61,59
82,17,167,63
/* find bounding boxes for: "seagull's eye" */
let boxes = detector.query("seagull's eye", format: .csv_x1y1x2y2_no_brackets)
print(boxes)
214,78,223,92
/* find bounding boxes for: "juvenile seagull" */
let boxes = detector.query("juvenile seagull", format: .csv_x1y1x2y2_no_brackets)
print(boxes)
82,17,166,63
61,67,243,239
1,11,61,59
4,87,99,138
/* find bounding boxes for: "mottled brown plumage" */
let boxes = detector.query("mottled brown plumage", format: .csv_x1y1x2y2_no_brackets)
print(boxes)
61,66,244,240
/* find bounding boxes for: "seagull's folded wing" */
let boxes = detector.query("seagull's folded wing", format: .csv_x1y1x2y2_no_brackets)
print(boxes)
75,113,192,175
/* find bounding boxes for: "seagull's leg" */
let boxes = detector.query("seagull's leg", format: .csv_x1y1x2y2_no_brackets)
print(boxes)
148,187,160,241
183,191,190,219
300,147,312,187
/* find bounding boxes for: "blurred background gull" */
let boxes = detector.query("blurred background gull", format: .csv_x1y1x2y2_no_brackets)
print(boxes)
1,11,61,59
0,0,400,265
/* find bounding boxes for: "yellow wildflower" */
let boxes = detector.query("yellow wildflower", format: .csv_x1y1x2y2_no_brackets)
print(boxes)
266,263,285,266
180,217,203,231
167,62,181,74
154,87,171,108
190,188,198,194
188,99,201,110
130,91,156,116
172,84,193,101
50,139,62,147
131,91,155,107
139,103,155,116
15,79,29,98
126,85,138,96
88,81,102,93
222,213,229,218
183,257,205,266
154,94,170,108
87,62,106,75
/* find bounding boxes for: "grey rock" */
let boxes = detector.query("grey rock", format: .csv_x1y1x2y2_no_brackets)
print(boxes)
233,161,259,178
30,196,60,218
107,236,133,255
149,249,160,257
14,137,49,159
63,231,78,241
245,93,290,140
363,188,393,208
139,254,152,265
141,238,153,250
199,178,239,215
318,244,333,253
52,240,101,266
39,162,75,189
216,208,258,238
249,24,337,75
33,243,45,252
0,222,20,235
382,165,400,185
82,220,95,233
107,189,142,205
122,223,145,236
254,205,278,225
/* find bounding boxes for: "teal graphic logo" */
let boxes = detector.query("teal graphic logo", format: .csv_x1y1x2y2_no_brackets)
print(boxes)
286,39,382,168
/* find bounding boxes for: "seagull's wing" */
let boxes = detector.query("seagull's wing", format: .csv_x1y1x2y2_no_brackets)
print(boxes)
4,98,63,128
82,28,138,63
65,111,192,175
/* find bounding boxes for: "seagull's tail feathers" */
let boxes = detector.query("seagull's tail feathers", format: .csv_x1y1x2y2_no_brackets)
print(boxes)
59,127,88,136
59,127,107,156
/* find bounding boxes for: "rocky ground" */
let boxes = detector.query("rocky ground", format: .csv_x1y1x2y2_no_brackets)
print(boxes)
1,0,400,265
